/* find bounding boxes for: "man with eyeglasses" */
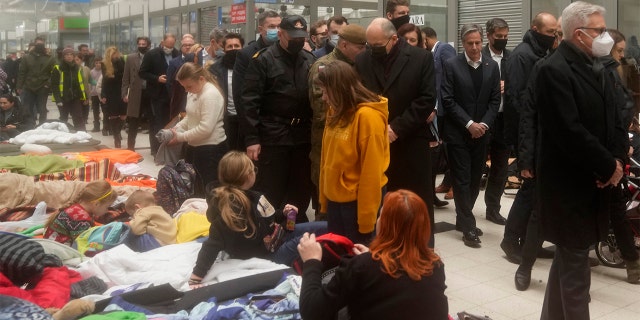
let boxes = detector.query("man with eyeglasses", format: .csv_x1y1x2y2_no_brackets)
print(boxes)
535,2,626,319
354,18,437,247
309,20,328,51
500,12,558,265
166,35,196,120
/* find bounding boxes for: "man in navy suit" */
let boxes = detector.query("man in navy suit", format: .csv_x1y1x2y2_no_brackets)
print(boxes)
442,24,501,248
423,27,456,207
481,18,511,225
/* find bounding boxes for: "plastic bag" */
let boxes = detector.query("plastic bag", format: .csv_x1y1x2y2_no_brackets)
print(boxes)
0,201,50,233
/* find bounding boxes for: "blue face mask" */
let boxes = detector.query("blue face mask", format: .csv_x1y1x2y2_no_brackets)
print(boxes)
266,28,279,43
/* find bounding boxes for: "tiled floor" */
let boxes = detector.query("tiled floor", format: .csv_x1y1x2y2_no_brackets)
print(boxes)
51,103,639,319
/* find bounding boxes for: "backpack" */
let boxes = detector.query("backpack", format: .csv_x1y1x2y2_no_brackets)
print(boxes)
155,159,196,215
73,222,131,257
293,233,354,284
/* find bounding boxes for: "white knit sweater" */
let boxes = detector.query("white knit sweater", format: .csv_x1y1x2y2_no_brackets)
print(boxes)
175,82,226,146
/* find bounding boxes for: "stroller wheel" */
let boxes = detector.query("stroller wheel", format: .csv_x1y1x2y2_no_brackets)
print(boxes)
595,233,625,268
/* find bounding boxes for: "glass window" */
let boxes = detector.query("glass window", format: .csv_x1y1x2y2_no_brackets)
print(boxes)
131,18,144,52
166,14,180,36
619,0,640,63
409,0,448,42
118,21,131,54
531,0,569,18
340,8,379,31
318,6,334,21
150,16,164,48
182,13,190,36
190,12,197,38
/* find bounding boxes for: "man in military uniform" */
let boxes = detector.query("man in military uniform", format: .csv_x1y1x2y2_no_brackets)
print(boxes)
241,15,317,222
308,24,367,220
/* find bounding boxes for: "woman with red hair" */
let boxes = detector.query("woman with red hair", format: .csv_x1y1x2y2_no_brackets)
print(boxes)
297,189,448,320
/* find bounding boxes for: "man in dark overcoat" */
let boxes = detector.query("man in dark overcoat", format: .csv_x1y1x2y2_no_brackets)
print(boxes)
355,17,436,247
536,2,627,319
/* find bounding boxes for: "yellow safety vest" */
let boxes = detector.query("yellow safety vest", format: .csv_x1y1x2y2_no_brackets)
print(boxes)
52,64,87,102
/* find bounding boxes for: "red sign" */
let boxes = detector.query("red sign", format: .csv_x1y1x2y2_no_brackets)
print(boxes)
230,4,247,24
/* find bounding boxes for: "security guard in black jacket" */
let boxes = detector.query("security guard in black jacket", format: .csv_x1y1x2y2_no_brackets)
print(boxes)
241,15,316,222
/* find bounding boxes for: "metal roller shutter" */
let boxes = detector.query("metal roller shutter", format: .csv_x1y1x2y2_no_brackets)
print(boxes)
457,0,523,51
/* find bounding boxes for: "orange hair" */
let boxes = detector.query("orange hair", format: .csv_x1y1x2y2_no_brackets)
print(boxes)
369,189,441,280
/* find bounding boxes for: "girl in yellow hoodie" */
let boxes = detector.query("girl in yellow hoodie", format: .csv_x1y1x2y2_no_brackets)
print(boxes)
317,60,390,244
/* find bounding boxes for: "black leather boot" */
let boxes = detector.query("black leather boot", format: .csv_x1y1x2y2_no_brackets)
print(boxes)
110,118,123,148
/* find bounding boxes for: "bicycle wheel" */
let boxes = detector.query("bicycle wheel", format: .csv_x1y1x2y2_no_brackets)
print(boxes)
595,233,625,268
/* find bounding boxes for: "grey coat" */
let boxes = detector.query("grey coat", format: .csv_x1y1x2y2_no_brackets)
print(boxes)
122,52,145,118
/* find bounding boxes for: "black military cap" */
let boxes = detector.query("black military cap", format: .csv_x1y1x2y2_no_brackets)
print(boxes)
279,15,308,38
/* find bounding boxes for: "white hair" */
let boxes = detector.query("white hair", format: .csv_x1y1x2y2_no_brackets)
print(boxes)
562,1,606,41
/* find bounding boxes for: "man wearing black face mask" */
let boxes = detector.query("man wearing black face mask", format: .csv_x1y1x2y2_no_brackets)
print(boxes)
481,18,511,227
355,18,437,247
209,33,245,151
122,36,151,151
500,12,558,266
241,15,316,223
17,36,56,125
139,33,180,156
386,0,411,31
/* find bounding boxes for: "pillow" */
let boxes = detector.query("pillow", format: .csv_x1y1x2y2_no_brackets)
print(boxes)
20,143,52,155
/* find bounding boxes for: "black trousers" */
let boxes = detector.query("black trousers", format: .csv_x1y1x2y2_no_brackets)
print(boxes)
541,246,591,320
388,136,434,247
504,178,536,242
90,96,104,130
254,144,312,223
610,185,639,261
61,99,86,131
184,142,229,198
149,96,170,155
223,114,243,151
484,113,510,213
446,138,488,233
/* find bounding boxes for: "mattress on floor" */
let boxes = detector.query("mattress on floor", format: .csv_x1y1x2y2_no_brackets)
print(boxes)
0,139,103,156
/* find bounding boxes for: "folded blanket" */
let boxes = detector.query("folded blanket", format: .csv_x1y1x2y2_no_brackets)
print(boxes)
0,155,85,176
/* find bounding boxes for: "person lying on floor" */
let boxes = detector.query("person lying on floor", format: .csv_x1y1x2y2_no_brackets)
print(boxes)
188,151,327,288
125,190,177,246
44,180,117,246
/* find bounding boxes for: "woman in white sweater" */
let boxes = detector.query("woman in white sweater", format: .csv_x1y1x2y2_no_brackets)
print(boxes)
170,62,228,196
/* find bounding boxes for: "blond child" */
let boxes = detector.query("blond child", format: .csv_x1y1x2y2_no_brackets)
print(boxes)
125,190,177,246
44,180,117,246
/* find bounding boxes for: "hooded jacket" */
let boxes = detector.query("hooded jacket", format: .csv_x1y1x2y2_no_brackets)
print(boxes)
319,97,390,234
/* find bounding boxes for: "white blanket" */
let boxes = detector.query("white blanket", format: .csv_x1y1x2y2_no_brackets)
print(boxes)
75,242,289,292
9,122,92,145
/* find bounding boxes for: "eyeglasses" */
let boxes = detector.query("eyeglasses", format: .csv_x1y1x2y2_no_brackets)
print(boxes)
366,36,393,49
578,27,607,36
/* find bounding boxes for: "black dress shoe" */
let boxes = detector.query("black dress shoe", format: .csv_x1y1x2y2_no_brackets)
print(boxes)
537,247,555,259
500,239,522,264
486,211,507,225
434,197,449,208
463,231,481,248
515,267,531,291
456,224,483,236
